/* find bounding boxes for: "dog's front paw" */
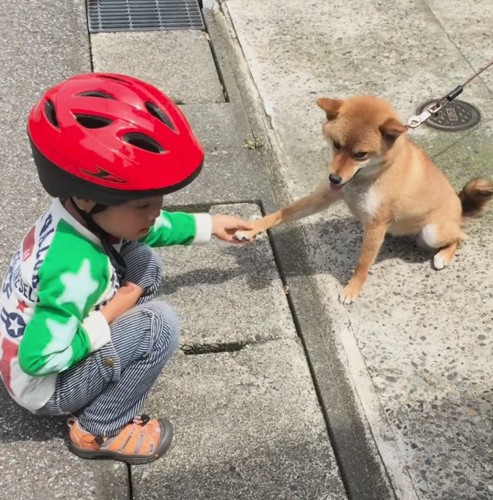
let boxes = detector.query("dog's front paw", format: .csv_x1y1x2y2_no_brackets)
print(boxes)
338,282,361,305
234,229,260,241
432,253,446,270
432,250,454,270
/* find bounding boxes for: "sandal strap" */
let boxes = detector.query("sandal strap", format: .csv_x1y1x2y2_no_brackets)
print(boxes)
102,418,161,455
67,416,173,464
132,414,150,425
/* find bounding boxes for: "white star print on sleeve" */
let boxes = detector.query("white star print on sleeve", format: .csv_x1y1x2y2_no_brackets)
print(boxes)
153,216,172,230
38,317,78,374
58,259,99,314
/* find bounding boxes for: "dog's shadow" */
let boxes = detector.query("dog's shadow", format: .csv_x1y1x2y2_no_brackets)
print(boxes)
162,216,433,294
299,216,432,285
0,386,66,443
233,216,432,288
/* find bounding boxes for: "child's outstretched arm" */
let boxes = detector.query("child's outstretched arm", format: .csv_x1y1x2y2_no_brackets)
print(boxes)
140,211,252,247
211,215,253,244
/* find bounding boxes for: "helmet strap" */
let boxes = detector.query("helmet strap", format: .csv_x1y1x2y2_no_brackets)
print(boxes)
89,203,108,215
69,198,127,279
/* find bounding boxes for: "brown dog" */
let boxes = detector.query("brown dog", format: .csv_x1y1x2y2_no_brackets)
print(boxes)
236,95,493,304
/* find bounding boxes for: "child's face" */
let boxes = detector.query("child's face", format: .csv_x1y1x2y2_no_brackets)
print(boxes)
91,196,164,240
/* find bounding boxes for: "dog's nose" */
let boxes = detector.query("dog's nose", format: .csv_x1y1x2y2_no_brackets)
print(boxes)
329,174,342,185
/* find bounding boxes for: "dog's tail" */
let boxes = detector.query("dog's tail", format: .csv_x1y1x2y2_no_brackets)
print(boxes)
459,177,493,221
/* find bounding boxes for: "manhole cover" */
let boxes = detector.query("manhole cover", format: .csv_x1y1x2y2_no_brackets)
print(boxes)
416,99,481,131
87,0,205,33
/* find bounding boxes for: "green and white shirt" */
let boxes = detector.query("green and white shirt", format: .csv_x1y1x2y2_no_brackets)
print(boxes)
0,199,211,411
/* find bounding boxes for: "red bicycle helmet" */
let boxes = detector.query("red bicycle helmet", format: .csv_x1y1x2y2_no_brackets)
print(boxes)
28,73,204,205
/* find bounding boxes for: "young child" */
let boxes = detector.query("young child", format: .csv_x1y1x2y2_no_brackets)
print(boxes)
0,73,252,464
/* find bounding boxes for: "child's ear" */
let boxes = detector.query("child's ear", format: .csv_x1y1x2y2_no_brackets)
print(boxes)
72,197,97,213
317,98,343,120
379,118,406,142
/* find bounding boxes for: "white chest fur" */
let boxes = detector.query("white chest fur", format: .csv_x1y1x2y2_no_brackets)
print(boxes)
343,183,381,221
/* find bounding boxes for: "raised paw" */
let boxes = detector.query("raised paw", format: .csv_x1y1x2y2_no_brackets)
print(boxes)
338,282,361,305
234,229,259,241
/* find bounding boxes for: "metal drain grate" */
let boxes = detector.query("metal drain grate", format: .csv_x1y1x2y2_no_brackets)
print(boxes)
87,0,205,33
416,99,481,131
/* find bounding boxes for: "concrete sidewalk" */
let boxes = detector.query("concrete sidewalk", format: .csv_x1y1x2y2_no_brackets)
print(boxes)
0,0,491,499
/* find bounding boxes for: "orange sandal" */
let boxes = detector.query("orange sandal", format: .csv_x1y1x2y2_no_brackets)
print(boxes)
67,415,173,464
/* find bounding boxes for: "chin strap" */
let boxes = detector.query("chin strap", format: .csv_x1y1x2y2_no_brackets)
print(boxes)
68,198,127,279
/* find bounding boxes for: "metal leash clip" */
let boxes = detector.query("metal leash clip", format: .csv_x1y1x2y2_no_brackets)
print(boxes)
406,85,464,129
406,105,434,129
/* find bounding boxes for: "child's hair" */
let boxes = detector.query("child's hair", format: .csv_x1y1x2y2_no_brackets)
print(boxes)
28,73,204,206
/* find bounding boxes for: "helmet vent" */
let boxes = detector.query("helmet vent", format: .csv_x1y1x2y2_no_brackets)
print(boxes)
145,102,175,131
75,114,113,129
45,100,59,128
123,133,164,154
78,91,114,99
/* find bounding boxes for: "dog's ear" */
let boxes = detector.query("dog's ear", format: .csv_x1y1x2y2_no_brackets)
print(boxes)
379,118,406,142
317,98,342,120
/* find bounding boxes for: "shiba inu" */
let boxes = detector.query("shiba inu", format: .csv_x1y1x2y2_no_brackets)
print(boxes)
236,95,493,304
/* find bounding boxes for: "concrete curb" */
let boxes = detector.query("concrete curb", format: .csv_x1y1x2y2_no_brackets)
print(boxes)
209,4,412,498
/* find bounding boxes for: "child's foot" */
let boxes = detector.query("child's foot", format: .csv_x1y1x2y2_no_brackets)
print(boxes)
67,415,173,464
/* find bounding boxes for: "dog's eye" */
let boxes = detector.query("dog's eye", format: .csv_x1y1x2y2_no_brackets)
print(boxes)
332,141,342,150
353,151,368,160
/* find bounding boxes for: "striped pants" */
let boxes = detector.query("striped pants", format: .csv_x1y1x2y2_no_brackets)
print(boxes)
35,241,180,437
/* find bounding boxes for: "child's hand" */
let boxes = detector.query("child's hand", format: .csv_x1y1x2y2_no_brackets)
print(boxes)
211,215,254,244
101,282,143,324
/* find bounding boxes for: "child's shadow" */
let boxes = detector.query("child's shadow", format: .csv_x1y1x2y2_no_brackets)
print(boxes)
0,386,66,442
161,267,256,294
161,232,284,294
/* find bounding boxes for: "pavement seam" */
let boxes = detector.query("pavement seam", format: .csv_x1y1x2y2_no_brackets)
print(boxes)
84,1,95,72
180,336,283,356
127,463,134,499
202,17,230,102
